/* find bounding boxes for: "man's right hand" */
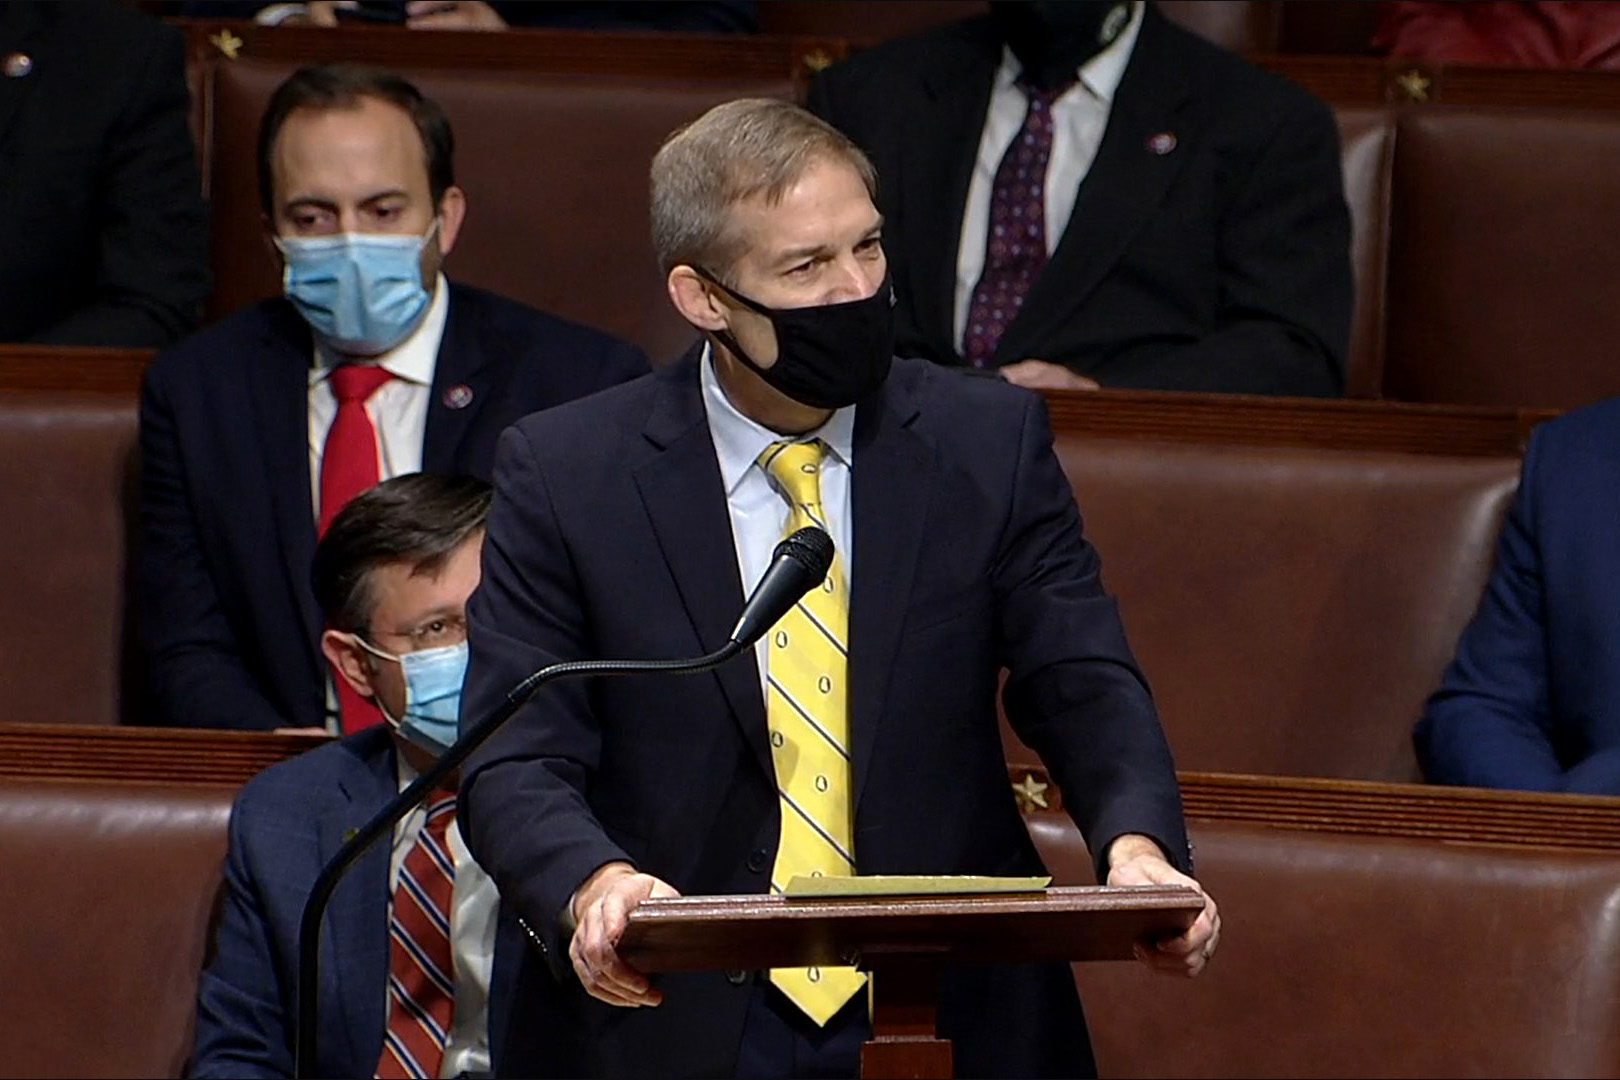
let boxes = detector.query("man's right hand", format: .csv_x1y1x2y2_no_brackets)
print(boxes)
568,861,681,1007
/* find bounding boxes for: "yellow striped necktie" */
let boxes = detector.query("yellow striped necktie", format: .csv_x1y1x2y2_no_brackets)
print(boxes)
758,439,866,1025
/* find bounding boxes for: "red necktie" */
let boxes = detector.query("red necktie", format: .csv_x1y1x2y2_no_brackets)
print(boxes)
377,795,457,1080
962,77,1078,368
320,363,393,733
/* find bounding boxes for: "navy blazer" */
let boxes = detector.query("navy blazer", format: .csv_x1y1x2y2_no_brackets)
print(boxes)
0,1,209,345
1418,399,1620,795
806,4,1351,396
459,351,1189,1078
137,283,649,730
189,727,583,1078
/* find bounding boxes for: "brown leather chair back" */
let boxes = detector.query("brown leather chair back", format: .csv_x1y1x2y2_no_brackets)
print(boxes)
1385,106,1620,409
1027,811,1620,1077
0,392,138,726
1042,435,1519,781
207,58,799,364
0,778,233,1078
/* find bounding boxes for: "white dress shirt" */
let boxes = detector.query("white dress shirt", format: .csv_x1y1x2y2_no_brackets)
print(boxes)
307,272,451,518
390,754,499,1080
953,2,1144,351
700,347,855,694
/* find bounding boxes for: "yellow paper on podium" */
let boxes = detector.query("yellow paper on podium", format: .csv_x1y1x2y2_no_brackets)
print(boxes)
782,874,1051,897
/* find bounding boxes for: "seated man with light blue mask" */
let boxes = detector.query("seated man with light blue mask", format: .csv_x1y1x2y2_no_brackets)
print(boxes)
136,62,648,736
191,473,587,1079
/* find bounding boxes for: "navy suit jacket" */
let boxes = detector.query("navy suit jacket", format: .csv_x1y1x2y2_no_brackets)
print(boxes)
1418,399,1620,795
190,727,583,1078
806,4,1351,396
138,283,648,730
459,351,1190,1078
0,0,209,345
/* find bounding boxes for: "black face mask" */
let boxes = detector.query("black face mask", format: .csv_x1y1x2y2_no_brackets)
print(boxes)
988,1,1133,90
695,268,896,411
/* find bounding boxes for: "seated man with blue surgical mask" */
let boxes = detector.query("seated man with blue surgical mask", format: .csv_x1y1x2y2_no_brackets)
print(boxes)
137,62,648,734
191,473,584,1079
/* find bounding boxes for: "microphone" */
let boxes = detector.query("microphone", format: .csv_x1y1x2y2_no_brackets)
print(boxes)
730,526,835,647
295,526,833,1079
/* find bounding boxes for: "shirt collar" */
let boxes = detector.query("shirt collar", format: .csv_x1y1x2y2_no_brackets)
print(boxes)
310,272,450,388
995,0,1143,106
699,342,856,498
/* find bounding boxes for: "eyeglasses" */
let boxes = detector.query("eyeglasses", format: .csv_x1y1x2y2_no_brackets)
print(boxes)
367,613,468,653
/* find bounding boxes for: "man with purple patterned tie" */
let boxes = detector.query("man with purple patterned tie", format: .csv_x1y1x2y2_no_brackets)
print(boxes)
809,0,1352,396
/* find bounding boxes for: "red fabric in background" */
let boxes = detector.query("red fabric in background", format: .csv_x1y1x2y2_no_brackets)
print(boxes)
1375,1,1620,69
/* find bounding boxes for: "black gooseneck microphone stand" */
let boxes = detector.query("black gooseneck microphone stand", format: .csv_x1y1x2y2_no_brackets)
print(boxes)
292,526,833,1079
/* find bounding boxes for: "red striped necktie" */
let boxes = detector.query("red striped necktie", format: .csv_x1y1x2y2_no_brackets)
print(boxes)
376,795,457,1080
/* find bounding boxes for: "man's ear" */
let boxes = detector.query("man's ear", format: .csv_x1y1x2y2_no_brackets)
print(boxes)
436,185,468,257
261,212,284,273
321,629,377,701
667,265,730,332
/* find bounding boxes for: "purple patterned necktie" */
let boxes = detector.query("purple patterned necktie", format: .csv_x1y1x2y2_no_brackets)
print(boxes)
962,77,1078,368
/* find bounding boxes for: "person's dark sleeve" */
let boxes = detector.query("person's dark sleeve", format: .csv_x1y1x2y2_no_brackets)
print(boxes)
459,426,634,968
994,391,1191,880
1094,91,1352,397
29,23,209,348
136,360,290,731
189,796,293,1079
1415,434,1567,791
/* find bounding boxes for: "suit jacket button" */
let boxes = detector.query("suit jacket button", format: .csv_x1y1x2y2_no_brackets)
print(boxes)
746,848,768,873
726,969,749,986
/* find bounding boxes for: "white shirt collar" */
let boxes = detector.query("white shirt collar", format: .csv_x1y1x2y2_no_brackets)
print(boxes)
699,342,856,498
310,272,450,387
995,0,1143,105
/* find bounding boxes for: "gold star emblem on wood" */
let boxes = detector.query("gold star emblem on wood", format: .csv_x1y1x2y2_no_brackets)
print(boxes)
209,29,243,61
1396,69,1432,103
1011,771,1049,813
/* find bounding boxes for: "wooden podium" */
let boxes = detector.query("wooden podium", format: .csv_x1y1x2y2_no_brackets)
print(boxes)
619,885,1203,1079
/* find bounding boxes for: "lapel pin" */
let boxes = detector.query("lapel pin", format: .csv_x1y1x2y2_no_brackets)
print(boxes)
2,53,32,78
1146,131,1177,156
442,384,473,410
342,827,360,844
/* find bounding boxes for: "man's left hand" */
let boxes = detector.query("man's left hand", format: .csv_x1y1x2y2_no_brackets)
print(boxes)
998,359,1101,391
1106,834,1220,977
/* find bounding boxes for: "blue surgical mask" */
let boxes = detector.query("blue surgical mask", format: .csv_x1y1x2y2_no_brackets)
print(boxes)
276,219,440,355
355,637,468,754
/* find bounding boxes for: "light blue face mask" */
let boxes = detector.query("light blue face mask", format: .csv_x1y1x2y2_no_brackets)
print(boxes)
275,219,439,355
355,637,467,754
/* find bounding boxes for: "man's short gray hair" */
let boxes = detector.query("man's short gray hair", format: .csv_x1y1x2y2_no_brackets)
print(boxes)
650,98,879,279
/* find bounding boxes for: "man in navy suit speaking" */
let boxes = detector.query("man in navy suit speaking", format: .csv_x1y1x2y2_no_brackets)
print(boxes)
137,64,647,733
459,98,1220,1078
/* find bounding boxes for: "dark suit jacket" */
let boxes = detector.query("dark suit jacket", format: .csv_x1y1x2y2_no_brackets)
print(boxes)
190,726,582,1078
138,283,649,730
807,4,1352,396
0,0,209,346
1417,399,1620,795
459,350,1190,1078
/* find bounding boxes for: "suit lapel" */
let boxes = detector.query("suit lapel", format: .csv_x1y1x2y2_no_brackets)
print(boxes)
0,2,51,153
996,7,1195,364
422,286,496,472
247,306,325,675
848,370,935,811
631,353,771,779
318,734,396,1075
904,26,1001,363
